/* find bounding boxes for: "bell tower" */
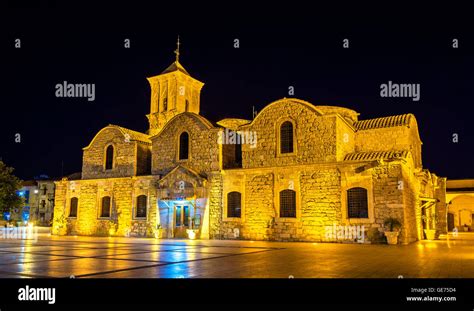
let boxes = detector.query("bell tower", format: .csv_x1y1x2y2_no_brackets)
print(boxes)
146,37,205,136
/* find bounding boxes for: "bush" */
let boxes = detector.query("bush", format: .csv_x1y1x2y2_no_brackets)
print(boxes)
383,217,402,232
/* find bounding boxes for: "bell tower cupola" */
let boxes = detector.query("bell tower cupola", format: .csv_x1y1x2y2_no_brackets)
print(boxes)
146,37,205,136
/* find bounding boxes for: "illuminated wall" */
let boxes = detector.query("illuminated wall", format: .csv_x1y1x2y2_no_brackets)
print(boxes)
52,57,446,245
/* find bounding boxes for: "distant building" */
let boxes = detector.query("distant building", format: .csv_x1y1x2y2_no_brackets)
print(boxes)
446,179,474,232
10,180,38,223
32,179,56,226
8,178,56,226
51,43,447,244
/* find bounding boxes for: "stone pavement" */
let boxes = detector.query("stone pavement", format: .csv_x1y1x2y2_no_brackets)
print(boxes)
0,233,473,278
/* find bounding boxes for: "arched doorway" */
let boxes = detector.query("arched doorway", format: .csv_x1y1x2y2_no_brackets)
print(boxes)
448,195,474,232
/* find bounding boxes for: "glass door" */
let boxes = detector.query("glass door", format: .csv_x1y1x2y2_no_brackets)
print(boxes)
174,205,190,238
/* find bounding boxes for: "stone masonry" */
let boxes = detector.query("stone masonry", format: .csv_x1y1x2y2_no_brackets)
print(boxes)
52,55,446,245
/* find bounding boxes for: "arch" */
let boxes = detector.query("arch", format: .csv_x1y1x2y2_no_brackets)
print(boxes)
150,112,214,140
82,125,151,151
246,98,324,127
448,194,474,229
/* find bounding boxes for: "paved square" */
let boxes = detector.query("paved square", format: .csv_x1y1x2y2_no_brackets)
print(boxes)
0,233,473,278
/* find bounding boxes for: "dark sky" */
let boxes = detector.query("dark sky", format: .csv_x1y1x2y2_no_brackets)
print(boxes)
1,4,473,180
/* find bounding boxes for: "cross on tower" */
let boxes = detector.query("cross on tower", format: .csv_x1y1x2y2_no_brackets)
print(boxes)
175,36,180,62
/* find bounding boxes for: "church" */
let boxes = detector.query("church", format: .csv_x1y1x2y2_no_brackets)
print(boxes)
52,42,446,244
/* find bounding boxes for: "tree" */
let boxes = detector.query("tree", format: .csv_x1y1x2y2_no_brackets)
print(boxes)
0,160,23,215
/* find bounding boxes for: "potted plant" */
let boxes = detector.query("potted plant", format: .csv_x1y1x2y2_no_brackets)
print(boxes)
186,217,200,240
422,213,438,240
383,217,402,245
154,224,163,239
463,224,469,232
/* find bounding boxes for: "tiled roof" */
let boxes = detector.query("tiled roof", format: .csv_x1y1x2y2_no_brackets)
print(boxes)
344,150,409,161
110,125,152,145
354,114,412,130
161,61,190,75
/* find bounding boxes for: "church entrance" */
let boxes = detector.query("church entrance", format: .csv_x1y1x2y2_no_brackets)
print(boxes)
174,205,191,238
156,165,208,239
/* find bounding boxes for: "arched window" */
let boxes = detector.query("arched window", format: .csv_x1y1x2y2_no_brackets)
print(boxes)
227,192,242,218
280,189,296,218
136,195,147,218
347,187,368,218
100,196,111,218
69,197,78,218
280,121,294,154
105,145,114,170
185,100,189,112
163,98,168,111
179,132,189,160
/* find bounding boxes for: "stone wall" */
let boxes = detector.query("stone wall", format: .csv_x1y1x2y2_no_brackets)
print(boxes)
298,167,341,241
243,172,275,240
151,113,221,176
435,177,447,234
336,117,356,161
136,143,152,176
82,127,138,179
212,160,427,244
52,179,68,235
208,172,223,239
240,99,339,168
52,176,159,237
371,164,407,242
355,126,422,168
55,95,446,245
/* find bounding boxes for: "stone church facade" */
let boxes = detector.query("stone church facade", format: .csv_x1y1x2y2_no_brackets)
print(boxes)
52,52,446,244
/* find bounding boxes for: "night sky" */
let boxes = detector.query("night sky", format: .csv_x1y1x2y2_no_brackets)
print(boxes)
1,4,473,180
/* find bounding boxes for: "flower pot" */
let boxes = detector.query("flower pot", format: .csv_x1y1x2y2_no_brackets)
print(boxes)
384,231,399,245
424,229,437,240
154,228,163,239
186,229,199,240
463,226,469,232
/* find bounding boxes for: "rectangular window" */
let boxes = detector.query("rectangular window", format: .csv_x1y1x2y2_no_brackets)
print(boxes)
347,188,368,218
136,195,147,218
280,190,296,218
